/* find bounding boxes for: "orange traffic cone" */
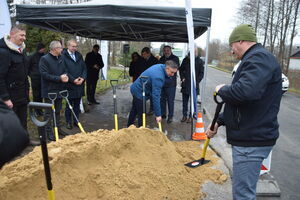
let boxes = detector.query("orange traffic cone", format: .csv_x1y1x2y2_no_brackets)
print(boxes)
192,113,207,140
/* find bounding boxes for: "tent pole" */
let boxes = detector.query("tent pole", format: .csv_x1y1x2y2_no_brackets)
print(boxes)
200,27,211,115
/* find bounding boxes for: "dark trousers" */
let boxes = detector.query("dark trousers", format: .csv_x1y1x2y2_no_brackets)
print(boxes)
65,98,81,124
182,93,191,117
31,78,43,114
12,103,28,131
127,96,143,127
160,86,176,118
86,77,98,102
44,98,62,138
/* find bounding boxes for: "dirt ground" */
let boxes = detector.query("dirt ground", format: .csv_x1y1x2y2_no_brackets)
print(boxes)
0,127,227,200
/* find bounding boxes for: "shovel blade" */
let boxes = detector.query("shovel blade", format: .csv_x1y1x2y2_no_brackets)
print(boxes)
184,158,210,168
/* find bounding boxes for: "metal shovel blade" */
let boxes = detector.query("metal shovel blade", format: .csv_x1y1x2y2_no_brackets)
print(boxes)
184,158,210,168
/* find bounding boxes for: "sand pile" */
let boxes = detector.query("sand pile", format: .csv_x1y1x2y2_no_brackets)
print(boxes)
0,127,227,200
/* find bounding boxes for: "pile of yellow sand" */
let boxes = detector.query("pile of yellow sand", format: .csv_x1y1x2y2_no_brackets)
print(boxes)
0,127,227,200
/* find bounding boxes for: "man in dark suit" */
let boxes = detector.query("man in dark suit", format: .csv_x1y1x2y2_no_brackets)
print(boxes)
85,44,104,105
62,39,86,130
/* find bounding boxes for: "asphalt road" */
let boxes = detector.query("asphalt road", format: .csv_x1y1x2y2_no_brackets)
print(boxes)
203,67,300,200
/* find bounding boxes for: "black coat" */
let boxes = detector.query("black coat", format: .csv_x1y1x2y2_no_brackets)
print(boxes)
28,51,44,80
0,38,29,106
0,100,29,168
85,51,104,80
62,49,87,98
179,56,204,94
159,54,180,87
130,55,158,82
39,53,68,98
217,44,282,147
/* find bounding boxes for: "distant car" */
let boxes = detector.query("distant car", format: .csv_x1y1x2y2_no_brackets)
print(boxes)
282,73,289,94
231,61,289,94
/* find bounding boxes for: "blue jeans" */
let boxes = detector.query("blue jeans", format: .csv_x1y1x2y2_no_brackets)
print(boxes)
160,86,176,118
65,98,81,124
232,145,273,200
127,96,143,127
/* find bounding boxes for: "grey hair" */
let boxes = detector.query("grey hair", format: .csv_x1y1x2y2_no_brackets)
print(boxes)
165,60,178,69
49,41,62,50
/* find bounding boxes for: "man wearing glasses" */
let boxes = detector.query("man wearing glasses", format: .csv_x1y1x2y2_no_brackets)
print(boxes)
39,41,69,141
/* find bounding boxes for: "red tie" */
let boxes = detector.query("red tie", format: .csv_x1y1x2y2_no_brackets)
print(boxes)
18,48,22,53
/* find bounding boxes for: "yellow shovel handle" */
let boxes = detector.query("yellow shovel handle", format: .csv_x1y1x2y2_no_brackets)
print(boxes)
48,190,55,200
158,122,162,132
201,138,210,159
54,127,59,141
143,113,146,128
78,123,86,134
114,114,118,131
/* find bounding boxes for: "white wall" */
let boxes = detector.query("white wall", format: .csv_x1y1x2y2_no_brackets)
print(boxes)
289,59,300,70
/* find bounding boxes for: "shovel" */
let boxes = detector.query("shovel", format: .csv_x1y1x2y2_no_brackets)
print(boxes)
185,92,224,168
110,79,119,130
140,76,149,128
48,93,59,141
28,102,56,200
59,90,86,134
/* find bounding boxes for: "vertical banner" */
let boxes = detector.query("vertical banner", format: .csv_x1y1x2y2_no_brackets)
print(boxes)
100,40,109,80
185,0,197,115
0,1,11,38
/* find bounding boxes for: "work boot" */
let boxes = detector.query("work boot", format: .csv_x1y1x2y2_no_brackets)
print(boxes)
167,117,173,124
162,115,167,119
47,134,56,142
181,116,187,122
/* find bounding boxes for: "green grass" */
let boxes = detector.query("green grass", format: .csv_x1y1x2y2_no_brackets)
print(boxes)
288,87,300,95
27,68,130,139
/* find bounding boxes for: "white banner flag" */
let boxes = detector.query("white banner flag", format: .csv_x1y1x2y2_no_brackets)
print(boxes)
185,0,197,115
0,1,11,38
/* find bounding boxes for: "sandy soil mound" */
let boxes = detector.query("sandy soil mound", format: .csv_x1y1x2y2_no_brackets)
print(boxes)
0,127,227,200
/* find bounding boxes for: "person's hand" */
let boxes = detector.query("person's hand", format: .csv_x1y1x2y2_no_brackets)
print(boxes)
60,74,69,83
205,122,219,138
215,84,226,93
93,64,99,70
4,99,13,108
78,77,84,85
156,116,162,123
74,78,81,85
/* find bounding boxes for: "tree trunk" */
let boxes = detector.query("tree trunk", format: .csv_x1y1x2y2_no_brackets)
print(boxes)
286,0,300,74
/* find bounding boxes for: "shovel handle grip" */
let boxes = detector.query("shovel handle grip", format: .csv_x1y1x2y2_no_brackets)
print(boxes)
210,93,224,131
59,90,69,98
110,79,118,87
28,102,52,127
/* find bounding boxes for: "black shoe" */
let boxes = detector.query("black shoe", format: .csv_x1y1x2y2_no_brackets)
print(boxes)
92,101,100,104
66,123,73,130
186,117,192,123
87,101,92,105
29,140,40,146
58,129,69,136
181,116,187,122
167,117,173,124
162,115,167,119
48,135,56,141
